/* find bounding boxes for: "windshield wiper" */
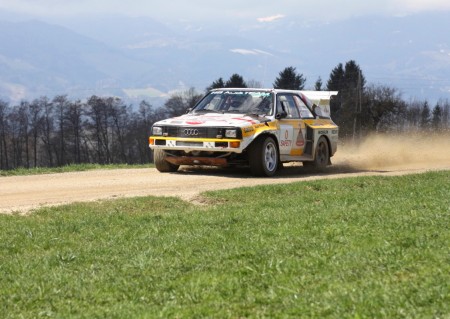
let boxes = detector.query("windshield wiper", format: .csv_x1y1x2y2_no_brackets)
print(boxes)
246,112,267,118
193,109,223,114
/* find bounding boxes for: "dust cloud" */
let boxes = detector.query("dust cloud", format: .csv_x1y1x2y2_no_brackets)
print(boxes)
333,133,450,171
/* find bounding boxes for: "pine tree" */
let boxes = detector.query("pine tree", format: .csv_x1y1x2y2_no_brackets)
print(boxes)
314,77,323,91
225,74,247,88
326,60,366,138
273,66,306,90
326,63,344,91
431,104,442,130
206,77,225,91
420,101,431,129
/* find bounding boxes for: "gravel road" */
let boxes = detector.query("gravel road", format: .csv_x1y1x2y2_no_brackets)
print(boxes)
1,134,449,214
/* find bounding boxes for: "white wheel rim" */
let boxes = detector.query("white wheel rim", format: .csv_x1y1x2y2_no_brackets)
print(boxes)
264,142,277,172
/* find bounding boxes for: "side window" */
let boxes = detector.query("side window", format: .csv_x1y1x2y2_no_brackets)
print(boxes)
277,94,300,119
294,95,314,118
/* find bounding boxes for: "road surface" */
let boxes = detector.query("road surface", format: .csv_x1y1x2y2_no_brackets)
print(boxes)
1,134,449,214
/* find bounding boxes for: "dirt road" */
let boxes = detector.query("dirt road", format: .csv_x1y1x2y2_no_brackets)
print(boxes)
1,134,449,214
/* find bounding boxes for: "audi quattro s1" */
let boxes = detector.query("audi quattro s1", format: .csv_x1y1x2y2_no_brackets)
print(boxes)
149,88,339,177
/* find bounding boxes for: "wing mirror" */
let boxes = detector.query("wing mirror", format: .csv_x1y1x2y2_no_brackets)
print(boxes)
275,111,287,119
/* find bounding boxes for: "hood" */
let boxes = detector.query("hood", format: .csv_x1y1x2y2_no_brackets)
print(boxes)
155,113,267,127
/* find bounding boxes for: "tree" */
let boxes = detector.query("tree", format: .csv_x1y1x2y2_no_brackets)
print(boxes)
246,79,263,88
314,77,323,91
431,104,442,130
134,100,155,163
53,95,70,166
109,98,130,163
0,100,10,169
438,99,450,130
326,63,344,91
164,88,203,117
28,99,42,167
86,96,112,164
38,97,55,166
65,99,84,164
206,77,225,91
273,66,306,90
363,84,406,132
225,74,247,88
420,101,431,130
326,60,366,138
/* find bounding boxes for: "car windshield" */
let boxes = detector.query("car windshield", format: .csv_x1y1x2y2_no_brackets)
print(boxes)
192,90,274,116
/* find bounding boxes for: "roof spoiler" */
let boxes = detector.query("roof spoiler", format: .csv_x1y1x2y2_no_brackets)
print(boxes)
301,91,338,118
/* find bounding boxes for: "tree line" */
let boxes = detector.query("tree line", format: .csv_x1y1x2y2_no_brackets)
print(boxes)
0,61,449,170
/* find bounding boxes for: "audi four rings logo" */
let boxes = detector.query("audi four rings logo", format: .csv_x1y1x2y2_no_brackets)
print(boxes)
184,129,199,136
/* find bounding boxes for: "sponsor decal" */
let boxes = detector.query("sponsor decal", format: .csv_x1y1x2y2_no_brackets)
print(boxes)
231,117,259,124
186,120,204,125
280,140,292,147
318,130,329,135
296,128,305,147
243,127,255,133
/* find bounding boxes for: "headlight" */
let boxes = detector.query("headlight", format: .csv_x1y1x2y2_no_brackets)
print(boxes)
152,126,163,136
225,129,237,138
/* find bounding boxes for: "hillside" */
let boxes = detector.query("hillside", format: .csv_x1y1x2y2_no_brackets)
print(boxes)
0,12,449,104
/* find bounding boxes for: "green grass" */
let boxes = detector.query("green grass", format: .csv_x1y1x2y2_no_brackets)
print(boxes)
1,171,449,318
0,163,153,177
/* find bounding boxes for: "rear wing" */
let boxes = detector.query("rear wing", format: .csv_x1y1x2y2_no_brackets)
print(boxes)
301,91,338,118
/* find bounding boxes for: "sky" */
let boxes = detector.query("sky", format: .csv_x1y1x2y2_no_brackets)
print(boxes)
1,0,450,23
1,0,450,102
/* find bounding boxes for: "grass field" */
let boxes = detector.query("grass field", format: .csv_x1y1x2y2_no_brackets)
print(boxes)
0,163,153,177
1,171,449,318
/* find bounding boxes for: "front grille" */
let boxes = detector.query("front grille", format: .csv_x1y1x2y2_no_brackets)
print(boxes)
162,126,216,138
162,126,242,139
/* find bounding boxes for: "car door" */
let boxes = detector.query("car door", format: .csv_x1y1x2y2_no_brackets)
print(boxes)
276,93,304,156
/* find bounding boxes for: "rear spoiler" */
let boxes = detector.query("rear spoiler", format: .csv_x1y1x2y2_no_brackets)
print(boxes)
301,91,338,118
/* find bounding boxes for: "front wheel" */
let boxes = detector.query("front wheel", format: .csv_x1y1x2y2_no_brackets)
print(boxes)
248,136,279,177
154,149,180,172
303,136,329,170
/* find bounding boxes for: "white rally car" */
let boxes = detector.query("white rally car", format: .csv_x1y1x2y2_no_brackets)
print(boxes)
149,88,338,176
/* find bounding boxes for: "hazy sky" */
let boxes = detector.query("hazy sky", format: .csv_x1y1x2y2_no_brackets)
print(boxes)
1,0,450,23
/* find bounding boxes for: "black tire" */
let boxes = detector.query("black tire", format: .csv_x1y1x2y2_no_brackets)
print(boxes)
248,136,279,177
154,149,179,172
303,136,329,170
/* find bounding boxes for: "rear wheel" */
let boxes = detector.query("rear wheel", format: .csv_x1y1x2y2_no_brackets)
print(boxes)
303,136,329,170
154,149,179,172
248,136,279,177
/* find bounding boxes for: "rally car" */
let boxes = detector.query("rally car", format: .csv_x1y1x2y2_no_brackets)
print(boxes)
149,88,338,177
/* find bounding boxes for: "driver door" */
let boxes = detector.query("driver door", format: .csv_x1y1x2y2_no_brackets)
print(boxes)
276,94,305,156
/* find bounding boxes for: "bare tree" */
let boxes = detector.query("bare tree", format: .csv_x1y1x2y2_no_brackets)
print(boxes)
36,97,55,167
109,97,130,163
164,88,203,117
363,84,406,133
53,95,70,165
86,96,112,164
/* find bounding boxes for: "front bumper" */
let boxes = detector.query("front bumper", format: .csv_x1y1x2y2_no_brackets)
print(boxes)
149,137,244,153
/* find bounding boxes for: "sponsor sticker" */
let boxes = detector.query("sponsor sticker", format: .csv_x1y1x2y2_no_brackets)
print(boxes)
280,140,292,147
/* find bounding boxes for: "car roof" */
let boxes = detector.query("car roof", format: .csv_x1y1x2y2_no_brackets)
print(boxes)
210,88,301,94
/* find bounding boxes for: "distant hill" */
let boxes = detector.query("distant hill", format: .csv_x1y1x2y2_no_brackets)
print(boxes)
0,12,449,105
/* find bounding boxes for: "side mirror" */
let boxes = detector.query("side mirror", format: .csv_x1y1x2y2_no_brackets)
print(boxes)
275,111,287,119
311,104,318,117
